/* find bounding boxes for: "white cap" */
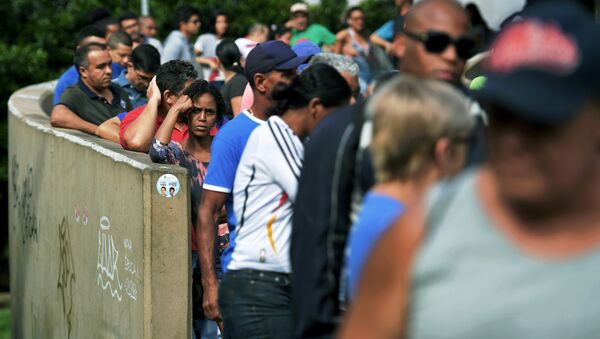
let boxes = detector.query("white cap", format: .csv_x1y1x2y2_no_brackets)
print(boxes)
290,3,309,14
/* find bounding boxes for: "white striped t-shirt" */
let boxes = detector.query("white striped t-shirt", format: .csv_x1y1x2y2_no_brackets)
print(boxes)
230,115,304,273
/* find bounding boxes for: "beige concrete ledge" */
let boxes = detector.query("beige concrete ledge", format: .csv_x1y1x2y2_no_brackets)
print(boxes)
8,81,191,339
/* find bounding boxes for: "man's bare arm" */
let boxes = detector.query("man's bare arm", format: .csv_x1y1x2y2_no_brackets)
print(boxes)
96,116,121,143
122,77,161,152
50,104,98,135
197,189,228,321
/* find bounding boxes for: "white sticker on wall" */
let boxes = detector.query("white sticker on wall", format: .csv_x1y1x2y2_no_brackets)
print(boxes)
156,174,180,198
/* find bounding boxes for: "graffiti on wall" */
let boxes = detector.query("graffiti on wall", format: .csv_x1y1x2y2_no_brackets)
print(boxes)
96,216,141,303
57,216,75,339
11,155,39,244
97,216,123,302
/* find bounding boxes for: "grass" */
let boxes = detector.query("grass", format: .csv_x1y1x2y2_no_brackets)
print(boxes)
0,308,9,339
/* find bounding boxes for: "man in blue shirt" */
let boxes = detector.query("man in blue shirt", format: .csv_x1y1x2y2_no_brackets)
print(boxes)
370,0,412,54
112,44,160,108
197,40,310,325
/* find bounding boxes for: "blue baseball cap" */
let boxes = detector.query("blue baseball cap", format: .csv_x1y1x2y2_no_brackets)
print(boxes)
292,40,321,72
244,40,311,81
476,1,600,125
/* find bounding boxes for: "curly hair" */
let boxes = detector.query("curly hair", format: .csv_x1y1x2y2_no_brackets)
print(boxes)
178,80,226,126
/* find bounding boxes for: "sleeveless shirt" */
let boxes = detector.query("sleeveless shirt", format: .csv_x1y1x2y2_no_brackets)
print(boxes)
408,171,600,339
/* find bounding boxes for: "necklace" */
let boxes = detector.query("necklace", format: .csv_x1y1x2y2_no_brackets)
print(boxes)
247,108,255,116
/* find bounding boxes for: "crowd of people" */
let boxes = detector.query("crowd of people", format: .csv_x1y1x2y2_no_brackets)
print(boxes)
47,0,600,338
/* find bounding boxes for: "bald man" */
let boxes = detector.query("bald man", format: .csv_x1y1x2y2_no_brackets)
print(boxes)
395,0,485,167
393,0,473,85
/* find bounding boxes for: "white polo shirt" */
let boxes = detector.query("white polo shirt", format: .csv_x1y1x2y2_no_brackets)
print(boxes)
230,115,304,273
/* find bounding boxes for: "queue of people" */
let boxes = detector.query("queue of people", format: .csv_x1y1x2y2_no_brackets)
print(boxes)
47,0,600,338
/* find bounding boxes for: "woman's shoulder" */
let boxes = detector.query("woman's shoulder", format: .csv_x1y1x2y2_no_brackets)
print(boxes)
336,29,350,39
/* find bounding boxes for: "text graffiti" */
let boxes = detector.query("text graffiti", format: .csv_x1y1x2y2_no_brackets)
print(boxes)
97,217,123,302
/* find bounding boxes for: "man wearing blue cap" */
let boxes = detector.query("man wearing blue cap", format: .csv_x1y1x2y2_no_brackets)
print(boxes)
196,40,309,330
339,2,600,338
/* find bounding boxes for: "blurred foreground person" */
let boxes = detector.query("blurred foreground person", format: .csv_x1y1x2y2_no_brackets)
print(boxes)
346,75,474,299
220,63,351,339
339,2,600,338
291,1,478,337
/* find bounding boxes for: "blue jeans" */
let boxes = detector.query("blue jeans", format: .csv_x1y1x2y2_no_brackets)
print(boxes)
192,252,220,339
219,269,292,339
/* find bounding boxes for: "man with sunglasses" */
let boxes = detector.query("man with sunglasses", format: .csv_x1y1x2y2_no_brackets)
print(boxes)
394,0,474,85
113,44,160,108
395,0,485,166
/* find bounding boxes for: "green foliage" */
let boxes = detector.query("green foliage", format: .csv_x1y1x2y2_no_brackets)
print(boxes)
360,0,397,33
0,308,9,339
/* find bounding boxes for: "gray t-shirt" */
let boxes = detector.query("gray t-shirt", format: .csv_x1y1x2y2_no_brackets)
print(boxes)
408,171,600,339
161,30,202,77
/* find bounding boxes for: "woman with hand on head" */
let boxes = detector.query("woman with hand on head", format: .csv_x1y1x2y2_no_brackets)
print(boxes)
148,79,227,339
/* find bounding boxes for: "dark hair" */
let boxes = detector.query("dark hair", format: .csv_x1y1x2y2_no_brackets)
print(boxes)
130,44,160,73
269,24,292,40
77,25,105,46
118,11,138,26
179,80,226,126
175,5,200,27
465,3,488,28
155,60,198,95
345,6,364,20
74,42,107,74
96,17,119,33
268,63,352,116
216,39,243,74
206,11,228,35
108,30,132,49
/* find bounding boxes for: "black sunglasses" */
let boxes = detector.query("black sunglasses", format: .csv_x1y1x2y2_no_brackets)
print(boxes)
403,30,475,60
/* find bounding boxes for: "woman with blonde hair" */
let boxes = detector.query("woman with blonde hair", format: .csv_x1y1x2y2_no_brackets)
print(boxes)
345,75,474,298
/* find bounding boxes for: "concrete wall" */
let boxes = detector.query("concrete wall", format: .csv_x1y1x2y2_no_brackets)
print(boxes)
8,81,192,338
